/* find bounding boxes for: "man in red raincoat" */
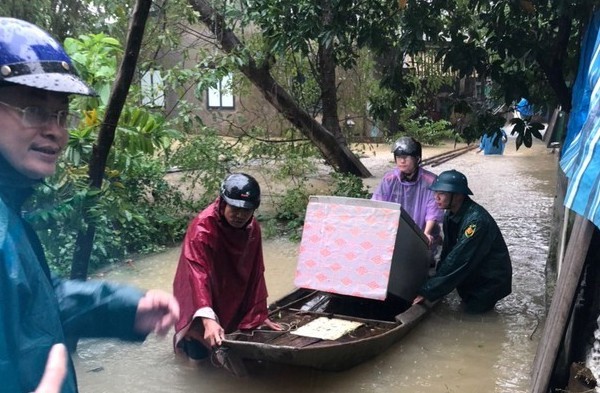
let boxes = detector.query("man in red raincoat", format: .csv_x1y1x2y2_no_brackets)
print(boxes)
173,173,281,359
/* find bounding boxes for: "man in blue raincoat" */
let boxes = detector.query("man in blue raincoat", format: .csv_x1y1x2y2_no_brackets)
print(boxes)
0,18,180,392
477,129,508,155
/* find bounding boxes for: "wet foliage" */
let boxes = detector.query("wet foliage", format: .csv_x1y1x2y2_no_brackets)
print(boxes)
509,118,545,150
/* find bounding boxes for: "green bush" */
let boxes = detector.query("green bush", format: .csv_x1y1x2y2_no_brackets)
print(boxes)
269,183,309,242
400,116,455,146
331,172,370,198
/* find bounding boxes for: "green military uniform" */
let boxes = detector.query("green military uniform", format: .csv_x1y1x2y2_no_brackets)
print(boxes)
419,197,512,313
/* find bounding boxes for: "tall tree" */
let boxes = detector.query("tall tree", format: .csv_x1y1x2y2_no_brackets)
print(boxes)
0,0,104,40
188,0,372,176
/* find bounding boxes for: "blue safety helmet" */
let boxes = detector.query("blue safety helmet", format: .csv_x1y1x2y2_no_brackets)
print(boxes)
220,173,261,209
429,169,473,195
0,17,95,96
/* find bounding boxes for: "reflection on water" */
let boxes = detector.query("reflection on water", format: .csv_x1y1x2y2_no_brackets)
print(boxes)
75,140,557,393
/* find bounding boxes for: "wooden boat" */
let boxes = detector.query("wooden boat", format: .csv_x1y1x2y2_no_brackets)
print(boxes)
221,288,437,372
219,197,436,373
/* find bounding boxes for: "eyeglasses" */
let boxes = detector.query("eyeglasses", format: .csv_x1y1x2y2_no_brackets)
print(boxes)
0,101,78,129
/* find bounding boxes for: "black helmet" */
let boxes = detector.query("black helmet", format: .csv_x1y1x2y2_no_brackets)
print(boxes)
220,173,261,209
0,17,95,96
392,136,422,158
429,170,473,195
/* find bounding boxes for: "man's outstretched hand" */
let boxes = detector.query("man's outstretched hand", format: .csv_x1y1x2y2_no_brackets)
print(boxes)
134,289,180,336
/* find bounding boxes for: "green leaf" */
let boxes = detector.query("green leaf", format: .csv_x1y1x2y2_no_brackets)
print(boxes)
516,134,523,150
523,131,533,148
511,120,525,136
529,122,545,140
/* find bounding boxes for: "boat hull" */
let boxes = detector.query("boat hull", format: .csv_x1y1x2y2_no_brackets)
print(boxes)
222,288,435,371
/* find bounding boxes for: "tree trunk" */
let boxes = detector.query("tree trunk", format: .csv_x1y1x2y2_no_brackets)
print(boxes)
318,0,346,145
536,14,573,112
319,42,346,144
373,49,403,136
188,0,371,177
70,0,152,279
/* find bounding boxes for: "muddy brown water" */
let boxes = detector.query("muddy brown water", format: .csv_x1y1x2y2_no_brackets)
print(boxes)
74,137,557,392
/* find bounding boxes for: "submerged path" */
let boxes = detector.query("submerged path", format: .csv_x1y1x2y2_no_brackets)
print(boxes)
75,138,557,393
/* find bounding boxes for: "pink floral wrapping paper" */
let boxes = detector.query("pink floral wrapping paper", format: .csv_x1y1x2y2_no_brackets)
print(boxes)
294,201,401,300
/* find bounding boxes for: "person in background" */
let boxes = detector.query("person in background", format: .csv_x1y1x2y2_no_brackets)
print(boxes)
0,17,180,393
173,173,281,360
515,97,533,120
372,136,444,247
412,170,512,313
476,129,508,155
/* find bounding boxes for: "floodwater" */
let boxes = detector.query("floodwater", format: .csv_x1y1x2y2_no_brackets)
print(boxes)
74,137,558,393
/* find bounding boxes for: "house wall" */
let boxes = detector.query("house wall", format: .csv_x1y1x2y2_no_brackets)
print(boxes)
160,23,285,137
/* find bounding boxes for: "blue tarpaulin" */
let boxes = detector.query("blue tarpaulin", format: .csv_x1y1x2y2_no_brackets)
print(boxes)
560,11,600,229
515,98,533,118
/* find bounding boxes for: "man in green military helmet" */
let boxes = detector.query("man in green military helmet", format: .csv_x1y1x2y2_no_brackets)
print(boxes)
412,170,512,313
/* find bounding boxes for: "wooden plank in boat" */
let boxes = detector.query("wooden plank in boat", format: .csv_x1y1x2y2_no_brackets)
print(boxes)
268,332,321,348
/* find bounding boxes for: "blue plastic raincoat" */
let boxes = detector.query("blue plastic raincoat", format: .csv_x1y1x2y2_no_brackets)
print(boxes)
0,156,145,393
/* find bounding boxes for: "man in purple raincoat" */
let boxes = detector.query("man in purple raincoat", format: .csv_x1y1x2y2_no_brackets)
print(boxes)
372,137,444,247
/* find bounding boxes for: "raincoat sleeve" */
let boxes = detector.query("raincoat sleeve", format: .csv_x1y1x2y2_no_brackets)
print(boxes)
0,299,21,393
237,239,269,330
425,192,444,225
418,216,494,301
371,172,393,201
53,276,146,341
1,202,145,393
172,225,218,336
238,296,268,330
183,234,215,312
479,136,486,151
